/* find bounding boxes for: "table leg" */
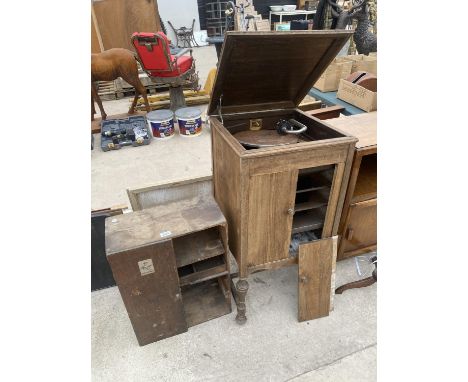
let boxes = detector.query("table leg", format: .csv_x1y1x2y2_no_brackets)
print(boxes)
235,278,249,324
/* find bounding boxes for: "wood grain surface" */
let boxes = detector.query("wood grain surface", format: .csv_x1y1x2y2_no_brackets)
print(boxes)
92,0,161,51
298,237,336,321
107,240,187,346
247,170,298,266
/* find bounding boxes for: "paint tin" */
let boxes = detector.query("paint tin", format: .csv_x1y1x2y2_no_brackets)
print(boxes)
175,107,203,137
146,110,175,139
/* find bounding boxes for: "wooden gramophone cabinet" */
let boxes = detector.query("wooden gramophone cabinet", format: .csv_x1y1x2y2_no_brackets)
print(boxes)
209,31,358,323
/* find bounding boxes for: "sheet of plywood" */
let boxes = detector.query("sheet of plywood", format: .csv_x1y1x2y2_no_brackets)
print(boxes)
324,112,377,149
92,0,161,51
298,236,337,321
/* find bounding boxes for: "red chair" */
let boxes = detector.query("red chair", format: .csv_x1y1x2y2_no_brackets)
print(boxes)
131,32,198,110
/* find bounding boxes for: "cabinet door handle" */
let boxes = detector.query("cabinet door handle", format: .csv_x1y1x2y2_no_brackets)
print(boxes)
287,208,294,216
346,228,354,240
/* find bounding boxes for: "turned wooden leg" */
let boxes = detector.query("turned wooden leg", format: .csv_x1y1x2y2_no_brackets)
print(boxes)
235,278,249,325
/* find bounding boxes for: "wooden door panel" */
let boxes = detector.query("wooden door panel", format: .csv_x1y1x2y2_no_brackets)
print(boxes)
107,240,188,346
343,198,377,253
247,170,298,266
298,236,337,321
92,0,161,51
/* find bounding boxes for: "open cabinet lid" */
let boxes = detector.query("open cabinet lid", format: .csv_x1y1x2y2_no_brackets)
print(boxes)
208,30,354,116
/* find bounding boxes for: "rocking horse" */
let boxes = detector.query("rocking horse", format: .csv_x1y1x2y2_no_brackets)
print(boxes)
91,48,151,121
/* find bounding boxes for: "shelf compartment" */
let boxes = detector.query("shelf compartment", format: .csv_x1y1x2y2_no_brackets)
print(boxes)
292,208,326,234
181,277,232,327
173,227,225,268
296,168,333,194
353,153,377,202
295,189,330,212
178,255,228,287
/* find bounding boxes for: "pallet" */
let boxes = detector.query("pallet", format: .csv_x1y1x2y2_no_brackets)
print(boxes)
135,93,210,111
97,81,119,101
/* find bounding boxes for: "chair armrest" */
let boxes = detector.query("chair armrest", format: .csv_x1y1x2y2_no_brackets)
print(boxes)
174,48,192,58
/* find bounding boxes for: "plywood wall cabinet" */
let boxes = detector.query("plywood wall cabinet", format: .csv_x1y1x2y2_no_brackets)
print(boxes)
209,31,357,323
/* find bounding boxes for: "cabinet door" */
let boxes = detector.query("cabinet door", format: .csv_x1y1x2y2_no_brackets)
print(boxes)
108,240,188,346
342,198,377,256
298,236,337,322
247,170,298,266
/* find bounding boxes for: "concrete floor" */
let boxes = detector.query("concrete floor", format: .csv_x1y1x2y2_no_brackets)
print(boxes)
92,44,377,381
92,256,376,382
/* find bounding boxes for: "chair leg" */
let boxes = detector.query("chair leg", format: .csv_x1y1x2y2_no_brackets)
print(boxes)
169,86,186,111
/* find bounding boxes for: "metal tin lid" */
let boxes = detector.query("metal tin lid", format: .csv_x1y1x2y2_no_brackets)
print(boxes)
147,109,174,121
207,30,354,115
175,107,202,119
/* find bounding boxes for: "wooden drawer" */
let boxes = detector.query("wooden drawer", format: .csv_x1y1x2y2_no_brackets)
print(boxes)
341,198,377,259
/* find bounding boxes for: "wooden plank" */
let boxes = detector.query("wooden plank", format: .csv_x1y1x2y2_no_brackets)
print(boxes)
91,7,104,53
173,228,225,268
246,170,298,266
135,95,210,111
127,176,213,212
107,240,187,346
298,236,337,321
179,265,228,287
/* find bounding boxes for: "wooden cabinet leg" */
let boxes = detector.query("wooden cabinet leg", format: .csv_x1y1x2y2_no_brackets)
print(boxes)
235,278,249,325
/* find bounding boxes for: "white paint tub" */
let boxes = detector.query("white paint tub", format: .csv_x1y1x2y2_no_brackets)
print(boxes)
147,110,175,139
175,107,203,137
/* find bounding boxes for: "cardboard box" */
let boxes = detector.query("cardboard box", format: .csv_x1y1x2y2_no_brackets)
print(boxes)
313,56,353,92
345,54,377,75
336,78,377,112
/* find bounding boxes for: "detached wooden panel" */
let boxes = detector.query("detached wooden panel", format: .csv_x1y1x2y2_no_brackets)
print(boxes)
107,241,187,346
92,0,161,51
247,170,298,266
298,237,337,321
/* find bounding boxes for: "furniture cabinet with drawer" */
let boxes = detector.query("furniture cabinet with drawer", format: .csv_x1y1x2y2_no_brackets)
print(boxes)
324,113,377,260
209,31,357,323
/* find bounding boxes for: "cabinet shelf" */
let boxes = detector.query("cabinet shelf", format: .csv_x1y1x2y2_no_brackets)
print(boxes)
294,188,330,212
296,169,333,194
292,209,326,234
173,228,225,268
178,255,227,287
